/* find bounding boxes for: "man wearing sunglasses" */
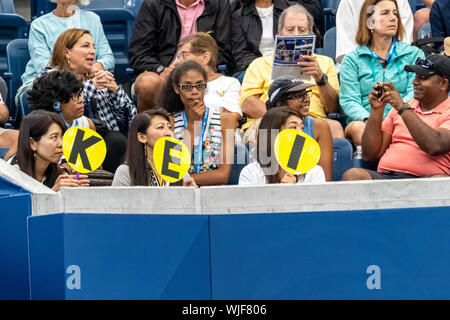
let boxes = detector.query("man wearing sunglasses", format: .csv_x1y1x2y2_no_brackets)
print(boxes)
342,54,450,180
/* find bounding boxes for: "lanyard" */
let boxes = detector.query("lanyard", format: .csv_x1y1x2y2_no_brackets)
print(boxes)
60,113,78,129
369,37,397,65
182,107,209,174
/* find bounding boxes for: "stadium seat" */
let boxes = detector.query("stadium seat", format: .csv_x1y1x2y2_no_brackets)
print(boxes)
322,26,336,62
228,143,249,185
3,38,29,126
332,138,355,181
408,0,426,14
0,147,9,159
84,0,143,16
19,91,31,120
322,0,340,33
418,23,431,39
32,0,144,19
88,8,135,86
30,0,55,19
0,0,15,13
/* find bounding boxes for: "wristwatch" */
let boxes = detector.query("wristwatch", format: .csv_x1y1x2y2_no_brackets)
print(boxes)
316,73,328,86
155,65,165,75
397,102,411,115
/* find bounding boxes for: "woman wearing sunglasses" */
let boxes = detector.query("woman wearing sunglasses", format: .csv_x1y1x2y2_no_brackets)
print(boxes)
27,70,95,131
339,0,424,157
239,107,325,185
162,61,235,186
265,76,333,181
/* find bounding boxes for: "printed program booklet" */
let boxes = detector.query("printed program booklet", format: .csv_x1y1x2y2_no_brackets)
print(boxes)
271,34,316,81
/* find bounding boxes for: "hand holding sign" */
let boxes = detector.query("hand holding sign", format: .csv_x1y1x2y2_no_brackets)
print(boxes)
153,137,191,184
62,127,107,174
274,129,320,175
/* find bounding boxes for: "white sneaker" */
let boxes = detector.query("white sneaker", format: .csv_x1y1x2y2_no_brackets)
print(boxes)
353,145,363,159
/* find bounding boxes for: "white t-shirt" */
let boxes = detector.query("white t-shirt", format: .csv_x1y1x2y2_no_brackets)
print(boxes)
205,76,243,116
239,162,325,185
256,4,275,57
335,0,414,63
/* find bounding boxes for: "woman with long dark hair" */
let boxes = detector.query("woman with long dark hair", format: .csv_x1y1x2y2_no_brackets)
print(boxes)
112,109,197,187
11,110,89,191
162,60,236,186
239,107,325,184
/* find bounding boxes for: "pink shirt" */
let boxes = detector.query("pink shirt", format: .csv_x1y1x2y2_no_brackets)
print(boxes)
176,0,205,42
378,98,450,176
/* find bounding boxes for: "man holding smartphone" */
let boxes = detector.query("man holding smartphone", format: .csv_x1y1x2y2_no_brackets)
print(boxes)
342,54,450,180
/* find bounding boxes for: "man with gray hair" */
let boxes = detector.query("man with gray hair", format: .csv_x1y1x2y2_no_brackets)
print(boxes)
240,4,344,138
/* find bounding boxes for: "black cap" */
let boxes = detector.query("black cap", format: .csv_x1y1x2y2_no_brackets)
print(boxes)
404,54,450,80
267,76,315,107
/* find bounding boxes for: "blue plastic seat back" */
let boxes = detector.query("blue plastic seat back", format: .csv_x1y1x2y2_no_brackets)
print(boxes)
228,143,250,185
418,23,431,39
31,0,56,19
5,38,30,123
19,91,31,120
0,14,27,76
88,8,135,84
0,0,15,13
33,0,144,18
0,147,9,159
322,26,336,62
332,138,355,181
322,0,340,32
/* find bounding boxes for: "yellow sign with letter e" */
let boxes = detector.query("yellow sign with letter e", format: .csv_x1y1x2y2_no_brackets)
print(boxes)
274,129,320,175
62,127,107,174
153,137,191,183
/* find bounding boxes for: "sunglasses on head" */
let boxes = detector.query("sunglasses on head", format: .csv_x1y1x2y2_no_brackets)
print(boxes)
177,82,207,91
415,57,446,79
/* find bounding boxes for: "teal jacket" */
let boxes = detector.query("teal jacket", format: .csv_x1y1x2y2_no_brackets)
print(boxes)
339,42,424,123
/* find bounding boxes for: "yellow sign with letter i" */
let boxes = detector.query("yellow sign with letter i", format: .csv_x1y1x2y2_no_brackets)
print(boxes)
274,129,321,175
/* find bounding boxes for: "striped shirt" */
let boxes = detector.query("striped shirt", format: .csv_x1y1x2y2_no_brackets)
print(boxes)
173,107,222,173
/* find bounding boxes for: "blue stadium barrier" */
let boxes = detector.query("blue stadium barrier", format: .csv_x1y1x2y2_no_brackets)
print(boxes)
0,176,32,300
28,213,211,299
209,206,450,299
3,38,29,126
0,0,15,13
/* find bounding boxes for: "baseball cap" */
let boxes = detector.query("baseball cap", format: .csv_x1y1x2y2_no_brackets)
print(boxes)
267,76,315,107
404,54,450,79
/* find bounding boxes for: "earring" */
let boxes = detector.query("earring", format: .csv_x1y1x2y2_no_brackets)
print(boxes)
33,151,36,159
370,29,374,34
53,101,61,112
144,144,147,159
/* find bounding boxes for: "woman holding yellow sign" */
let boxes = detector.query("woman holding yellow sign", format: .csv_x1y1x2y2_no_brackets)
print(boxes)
239,108,325,184
9,110,89,191
112,109,197,187
162,61,237,186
